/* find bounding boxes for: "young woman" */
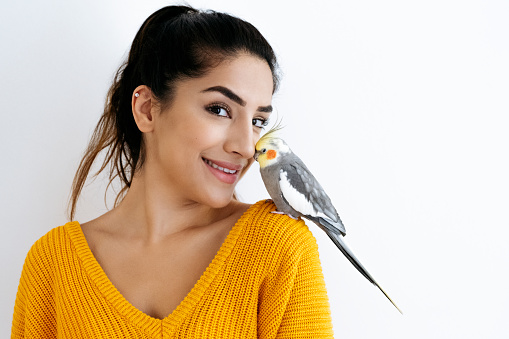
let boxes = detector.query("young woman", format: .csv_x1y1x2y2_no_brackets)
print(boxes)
12,5,333,338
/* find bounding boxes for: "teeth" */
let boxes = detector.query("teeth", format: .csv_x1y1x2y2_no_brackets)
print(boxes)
204,159,238,174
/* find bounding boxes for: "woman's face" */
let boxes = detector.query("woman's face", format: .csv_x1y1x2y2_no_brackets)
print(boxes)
147,53,274,208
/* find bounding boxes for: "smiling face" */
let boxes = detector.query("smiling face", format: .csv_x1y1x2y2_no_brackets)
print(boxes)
144,53,274,208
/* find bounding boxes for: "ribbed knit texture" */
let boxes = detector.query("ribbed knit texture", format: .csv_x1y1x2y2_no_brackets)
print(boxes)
11,200,333,338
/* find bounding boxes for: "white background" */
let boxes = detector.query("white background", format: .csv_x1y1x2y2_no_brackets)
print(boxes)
1,0,508,337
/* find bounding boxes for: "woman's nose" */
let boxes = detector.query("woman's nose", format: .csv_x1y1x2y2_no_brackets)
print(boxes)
224,118,256,159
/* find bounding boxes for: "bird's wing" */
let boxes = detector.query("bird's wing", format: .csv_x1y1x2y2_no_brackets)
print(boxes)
279,161,346,235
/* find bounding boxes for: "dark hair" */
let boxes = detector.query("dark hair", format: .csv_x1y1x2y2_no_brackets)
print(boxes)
68,5,279,219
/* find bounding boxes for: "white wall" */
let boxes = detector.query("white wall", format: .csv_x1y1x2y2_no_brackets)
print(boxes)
1,0,508,337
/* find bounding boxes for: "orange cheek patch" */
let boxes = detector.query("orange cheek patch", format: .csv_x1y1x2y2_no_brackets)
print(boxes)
267,150,277,160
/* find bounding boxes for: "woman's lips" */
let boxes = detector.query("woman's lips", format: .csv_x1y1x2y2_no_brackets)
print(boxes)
202,158,243,184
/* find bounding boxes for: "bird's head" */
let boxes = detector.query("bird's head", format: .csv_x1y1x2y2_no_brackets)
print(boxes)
254,130,291,168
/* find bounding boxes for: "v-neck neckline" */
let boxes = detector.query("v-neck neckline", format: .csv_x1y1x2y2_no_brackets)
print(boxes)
65,201,261,334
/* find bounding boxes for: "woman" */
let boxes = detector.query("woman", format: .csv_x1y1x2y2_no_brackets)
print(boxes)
11,5,333,338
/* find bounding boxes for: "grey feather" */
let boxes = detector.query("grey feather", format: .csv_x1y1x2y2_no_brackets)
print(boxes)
279,160,346,236
256,138,402,314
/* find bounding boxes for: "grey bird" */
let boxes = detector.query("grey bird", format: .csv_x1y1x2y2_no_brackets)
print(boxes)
254,132,402,313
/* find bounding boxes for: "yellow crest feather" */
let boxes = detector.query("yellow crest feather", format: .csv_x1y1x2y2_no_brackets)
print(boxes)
256,120,284,150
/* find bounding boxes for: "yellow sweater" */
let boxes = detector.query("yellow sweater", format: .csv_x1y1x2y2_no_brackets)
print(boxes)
12,200,333,338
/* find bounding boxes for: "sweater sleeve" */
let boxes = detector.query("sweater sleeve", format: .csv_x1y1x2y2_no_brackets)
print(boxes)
257,219,334,338
11,230,58,339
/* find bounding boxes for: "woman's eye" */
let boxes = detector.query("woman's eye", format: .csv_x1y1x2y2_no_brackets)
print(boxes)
207,104,229,117
252,118,269,129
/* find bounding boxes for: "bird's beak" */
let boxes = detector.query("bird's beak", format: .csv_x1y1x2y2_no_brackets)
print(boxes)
254,151,259,162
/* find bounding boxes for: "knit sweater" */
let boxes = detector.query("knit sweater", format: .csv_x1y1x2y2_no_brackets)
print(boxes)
11,200,333,338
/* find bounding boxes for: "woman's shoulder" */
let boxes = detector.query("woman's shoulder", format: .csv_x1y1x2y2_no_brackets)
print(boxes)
24,222,80,264
241,199,318,252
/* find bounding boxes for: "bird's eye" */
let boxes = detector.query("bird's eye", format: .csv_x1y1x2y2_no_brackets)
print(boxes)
261,148,267,153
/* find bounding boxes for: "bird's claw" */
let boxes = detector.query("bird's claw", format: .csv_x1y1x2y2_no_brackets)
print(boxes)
270,211,299,220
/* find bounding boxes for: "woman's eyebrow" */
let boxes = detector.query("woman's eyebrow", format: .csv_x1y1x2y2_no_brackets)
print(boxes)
201,85,272,112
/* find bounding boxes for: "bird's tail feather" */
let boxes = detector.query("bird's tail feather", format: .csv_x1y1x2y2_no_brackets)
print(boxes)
327,231,403,314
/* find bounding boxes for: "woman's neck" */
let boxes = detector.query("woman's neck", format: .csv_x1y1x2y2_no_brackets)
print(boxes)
103,171,237,243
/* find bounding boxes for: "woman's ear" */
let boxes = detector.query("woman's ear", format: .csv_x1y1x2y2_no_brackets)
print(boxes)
132,85,155,133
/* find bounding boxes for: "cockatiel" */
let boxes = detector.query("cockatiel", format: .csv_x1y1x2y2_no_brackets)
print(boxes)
254,130,401,313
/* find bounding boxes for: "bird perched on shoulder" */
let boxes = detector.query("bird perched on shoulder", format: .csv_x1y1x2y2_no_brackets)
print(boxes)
254,128,402,314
